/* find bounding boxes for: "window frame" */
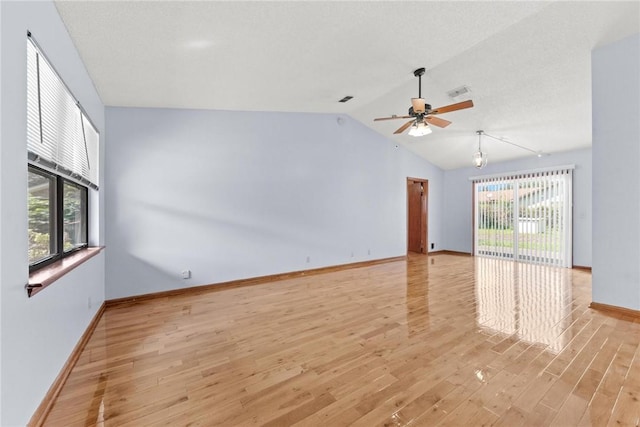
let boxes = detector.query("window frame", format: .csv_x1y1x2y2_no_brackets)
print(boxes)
28,163,89,273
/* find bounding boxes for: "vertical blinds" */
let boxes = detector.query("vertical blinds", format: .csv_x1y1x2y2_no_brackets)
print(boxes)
26,36,99,189
473,167,573,268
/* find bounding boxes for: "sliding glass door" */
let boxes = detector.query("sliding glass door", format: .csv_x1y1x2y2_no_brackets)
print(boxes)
474,168,573,267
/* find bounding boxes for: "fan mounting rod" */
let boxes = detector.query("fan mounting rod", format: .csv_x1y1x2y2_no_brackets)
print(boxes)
414,68,425,98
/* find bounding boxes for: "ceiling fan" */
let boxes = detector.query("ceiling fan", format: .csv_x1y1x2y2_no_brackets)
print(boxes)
374,68,474,136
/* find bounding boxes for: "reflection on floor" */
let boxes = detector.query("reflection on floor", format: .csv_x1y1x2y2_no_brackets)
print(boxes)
475,257,573,353
42,254,639,426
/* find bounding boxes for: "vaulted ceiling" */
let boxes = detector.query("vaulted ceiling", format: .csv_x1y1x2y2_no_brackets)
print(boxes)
55,1,639,169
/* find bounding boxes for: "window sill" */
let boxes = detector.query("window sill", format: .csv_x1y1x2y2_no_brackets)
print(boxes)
27,247,104,297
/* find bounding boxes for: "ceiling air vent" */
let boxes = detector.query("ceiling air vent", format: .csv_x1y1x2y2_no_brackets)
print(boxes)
338,96,353,103
447,86,471,101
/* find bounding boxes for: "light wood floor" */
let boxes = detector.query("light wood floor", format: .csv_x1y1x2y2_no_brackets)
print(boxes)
44,254,640,426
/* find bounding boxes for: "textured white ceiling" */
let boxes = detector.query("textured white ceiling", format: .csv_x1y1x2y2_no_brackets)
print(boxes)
55,1,639,169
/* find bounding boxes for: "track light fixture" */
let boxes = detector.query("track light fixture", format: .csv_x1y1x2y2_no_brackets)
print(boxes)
473,131,547,168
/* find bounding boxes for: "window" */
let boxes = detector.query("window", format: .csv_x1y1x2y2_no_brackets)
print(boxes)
26,33,98,273
28,165,88,271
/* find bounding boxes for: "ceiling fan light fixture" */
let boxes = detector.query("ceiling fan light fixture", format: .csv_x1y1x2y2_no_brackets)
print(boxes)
408,121,432,137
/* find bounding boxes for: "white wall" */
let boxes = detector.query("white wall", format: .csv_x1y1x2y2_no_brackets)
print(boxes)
105,108,443,299
442,148,592,267
0,2,105,425
592,33,640,311
0,1,4,421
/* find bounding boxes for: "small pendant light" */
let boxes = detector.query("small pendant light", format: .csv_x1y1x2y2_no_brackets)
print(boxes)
473,130,488,169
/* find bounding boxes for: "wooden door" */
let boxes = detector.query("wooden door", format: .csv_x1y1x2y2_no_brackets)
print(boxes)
407,178,427,254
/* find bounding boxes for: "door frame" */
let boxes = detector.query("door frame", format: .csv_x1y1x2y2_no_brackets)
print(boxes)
407,177,428,254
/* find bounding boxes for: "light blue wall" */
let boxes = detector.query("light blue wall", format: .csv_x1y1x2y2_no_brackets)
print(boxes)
0,2,3,421
0,2,105,425
592,33,640,310
442,148,592,267
105,107,444,299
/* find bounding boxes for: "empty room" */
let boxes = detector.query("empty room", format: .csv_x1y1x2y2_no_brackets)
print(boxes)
1,1,639,426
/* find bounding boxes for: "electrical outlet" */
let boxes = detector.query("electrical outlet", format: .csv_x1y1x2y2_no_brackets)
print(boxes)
431,243,435,249
350,251,354,258
181,270,191,279
306,256,310,263
368,249,371,255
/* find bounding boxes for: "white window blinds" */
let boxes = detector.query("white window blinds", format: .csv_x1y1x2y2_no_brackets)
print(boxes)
26,35,99,189
472,167,573,268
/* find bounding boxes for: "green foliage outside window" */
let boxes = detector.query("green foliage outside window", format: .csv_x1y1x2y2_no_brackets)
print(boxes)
28,168,87,265
28,173,52,263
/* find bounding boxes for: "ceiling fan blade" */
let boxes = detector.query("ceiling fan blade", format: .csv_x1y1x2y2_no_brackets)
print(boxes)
411,98,426,114
425,116,452,128
394,120,415,134
374,115,412,121
430,100,474,115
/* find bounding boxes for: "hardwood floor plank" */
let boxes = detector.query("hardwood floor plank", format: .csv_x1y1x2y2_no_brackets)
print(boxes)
492,404,527,427
523,402,558,426
293,371,398,426
376,378,457,426
606,338,640,427
41,255,640,426
408,376,484,426
260,392,337,427
606,385,640,427
541,323,612,411
577,340,638,426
